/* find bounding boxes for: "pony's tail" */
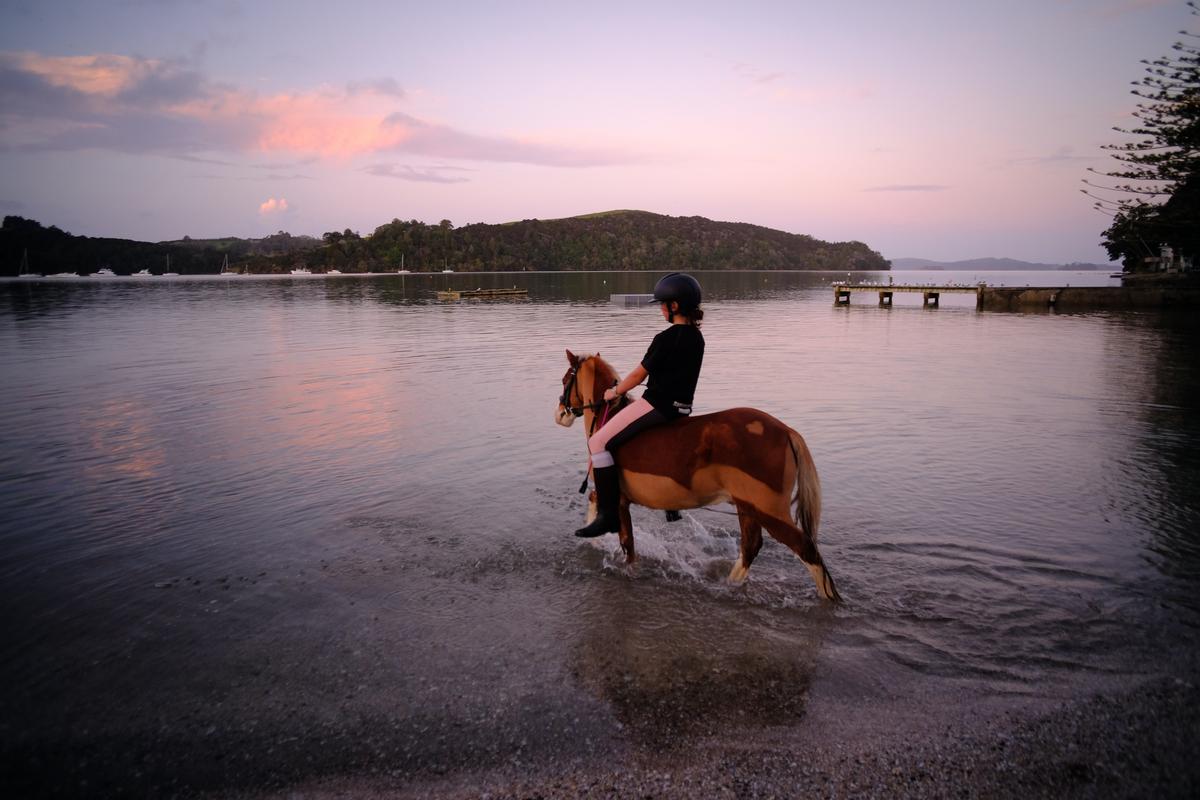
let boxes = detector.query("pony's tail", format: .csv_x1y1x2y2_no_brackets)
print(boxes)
789,429,841,602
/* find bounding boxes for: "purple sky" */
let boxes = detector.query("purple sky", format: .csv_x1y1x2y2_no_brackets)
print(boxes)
0,0,1190,263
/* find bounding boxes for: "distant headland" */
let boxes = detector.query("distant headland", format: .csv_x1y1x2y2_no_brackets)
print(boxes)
2,211,889,276
891,257,1113,272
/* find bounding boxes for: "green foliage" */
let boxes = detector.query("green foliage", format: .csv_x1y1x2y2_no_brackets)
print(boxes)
1090,3,1199,269
313,210,889,273
3,211,890,276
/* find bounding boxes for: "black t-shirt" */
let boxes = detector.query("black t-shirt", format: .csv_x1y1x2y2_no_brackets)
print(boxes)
641,324,705,415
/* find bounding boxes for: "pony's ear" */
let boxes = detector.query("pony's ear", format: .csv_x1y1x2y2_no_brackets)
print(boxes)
566,349,577,365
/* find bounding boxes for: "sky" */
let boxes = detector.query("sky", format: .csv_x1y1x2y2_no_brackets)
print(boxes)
0,0,1192,264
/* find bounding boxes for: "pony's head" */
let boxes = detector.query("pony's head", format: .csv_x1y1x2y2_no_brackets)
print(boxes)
555,349,591,427
557,350,621,428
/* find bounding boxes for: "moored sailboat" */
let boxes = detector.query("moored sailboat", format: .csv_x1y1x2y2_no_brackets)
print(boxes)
15,249,41,279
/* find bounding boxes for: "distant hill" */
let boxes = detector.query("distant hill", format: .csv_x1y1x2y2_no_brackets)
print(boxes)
891,257,1112,271
2,211,890,275
316,210,890,273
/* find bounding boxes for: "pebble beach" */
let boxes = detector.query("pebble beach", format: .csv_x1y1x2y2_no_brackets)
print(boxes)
244,673,1198,800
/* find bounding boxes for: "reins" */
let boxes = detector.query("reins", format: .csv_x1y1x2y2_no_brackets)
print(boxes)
563,356,626,494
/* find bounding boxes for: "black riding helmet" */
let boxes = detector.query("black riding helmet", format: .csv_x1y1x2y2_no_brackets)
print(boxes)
652,272,702,313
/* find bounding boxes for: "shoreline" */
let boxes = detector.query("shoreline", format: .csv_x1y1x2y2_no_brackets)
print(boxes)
1,267,1119,281
245,674,1199,799
8,659,1197,798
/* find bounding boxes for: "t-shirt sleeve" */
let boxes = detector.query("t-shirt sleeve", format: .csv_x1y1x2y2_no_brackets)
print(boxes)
641,332,665,373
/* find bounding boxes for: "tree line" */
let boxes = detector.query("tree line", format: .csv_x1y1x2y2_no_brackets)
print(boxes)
1,216,318,276
3,211,890,276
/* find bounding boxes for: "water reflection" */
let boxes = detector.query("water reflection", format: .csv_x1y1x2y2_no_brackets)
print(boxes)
81,398,168,481
0,270,1194,795
1119,313,1200,608
569,568,830,742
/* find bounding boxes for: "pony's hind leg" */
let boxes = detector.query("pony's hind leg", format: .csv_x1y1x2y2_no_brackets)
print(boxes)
755,510,842,602
617,496,636,564
728,500,763,584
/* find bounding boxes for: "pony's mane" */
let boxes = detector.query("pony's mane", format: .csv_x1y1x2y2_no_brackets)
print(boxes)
579,353,620,399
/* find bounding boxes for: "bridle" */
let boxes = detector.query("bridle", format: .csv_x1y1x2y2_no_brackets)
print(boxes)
559,361,608,418
559,357,627,439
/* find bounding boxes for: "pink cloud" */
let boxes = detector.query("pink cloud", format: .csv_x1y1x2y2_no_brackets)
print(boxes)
259,197,289,215
0,50,642,166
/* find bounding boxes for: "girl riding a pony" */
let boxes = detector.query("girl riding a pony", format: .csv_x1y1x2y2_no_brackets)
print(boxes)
574,272,705,538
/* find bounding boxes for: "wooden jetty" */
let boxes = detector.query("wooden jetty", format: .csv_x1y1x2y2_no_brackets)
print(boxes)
834,282,1200,311
437,287,528,301
834,283,985,309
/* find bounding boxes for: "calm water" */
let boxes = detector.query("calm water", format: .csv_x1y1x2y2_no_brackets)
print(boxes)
2,269,1198,793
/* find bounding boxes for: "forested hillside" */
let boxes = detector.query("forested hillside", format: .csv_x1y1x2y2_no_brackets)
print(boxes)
3,211,889,275
311,211,888,273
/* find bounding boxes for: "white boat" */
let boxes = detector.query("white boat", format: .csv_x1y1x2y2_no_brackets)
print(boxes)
327,269,343,275
92,267,116,277
290,267,312,275
442,269,454,273
134,268,153,276
397,269,411,274
48,272,76,278
163,254,178,276
219,254,237,276
16,249,41,279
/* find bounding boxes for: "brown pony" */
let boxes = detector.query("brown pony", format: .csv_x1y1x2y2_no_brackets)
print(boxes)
556,350,841,601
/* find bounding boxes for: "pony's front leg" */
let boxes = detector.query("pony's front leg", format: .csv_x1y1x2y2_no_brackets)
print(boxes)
617,496,636,563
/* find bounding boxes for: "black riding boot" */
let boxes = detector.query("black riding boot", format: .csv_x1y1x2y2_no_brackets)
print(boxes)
574,465,620,538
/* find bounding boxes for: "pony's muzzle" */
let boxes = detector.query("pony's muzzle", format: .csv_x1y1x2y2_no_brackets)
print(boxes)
555,405,576,427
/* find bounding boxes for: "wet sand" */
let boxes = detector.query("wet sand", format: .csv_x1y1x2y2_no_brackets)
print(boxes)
239,674,1199,800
